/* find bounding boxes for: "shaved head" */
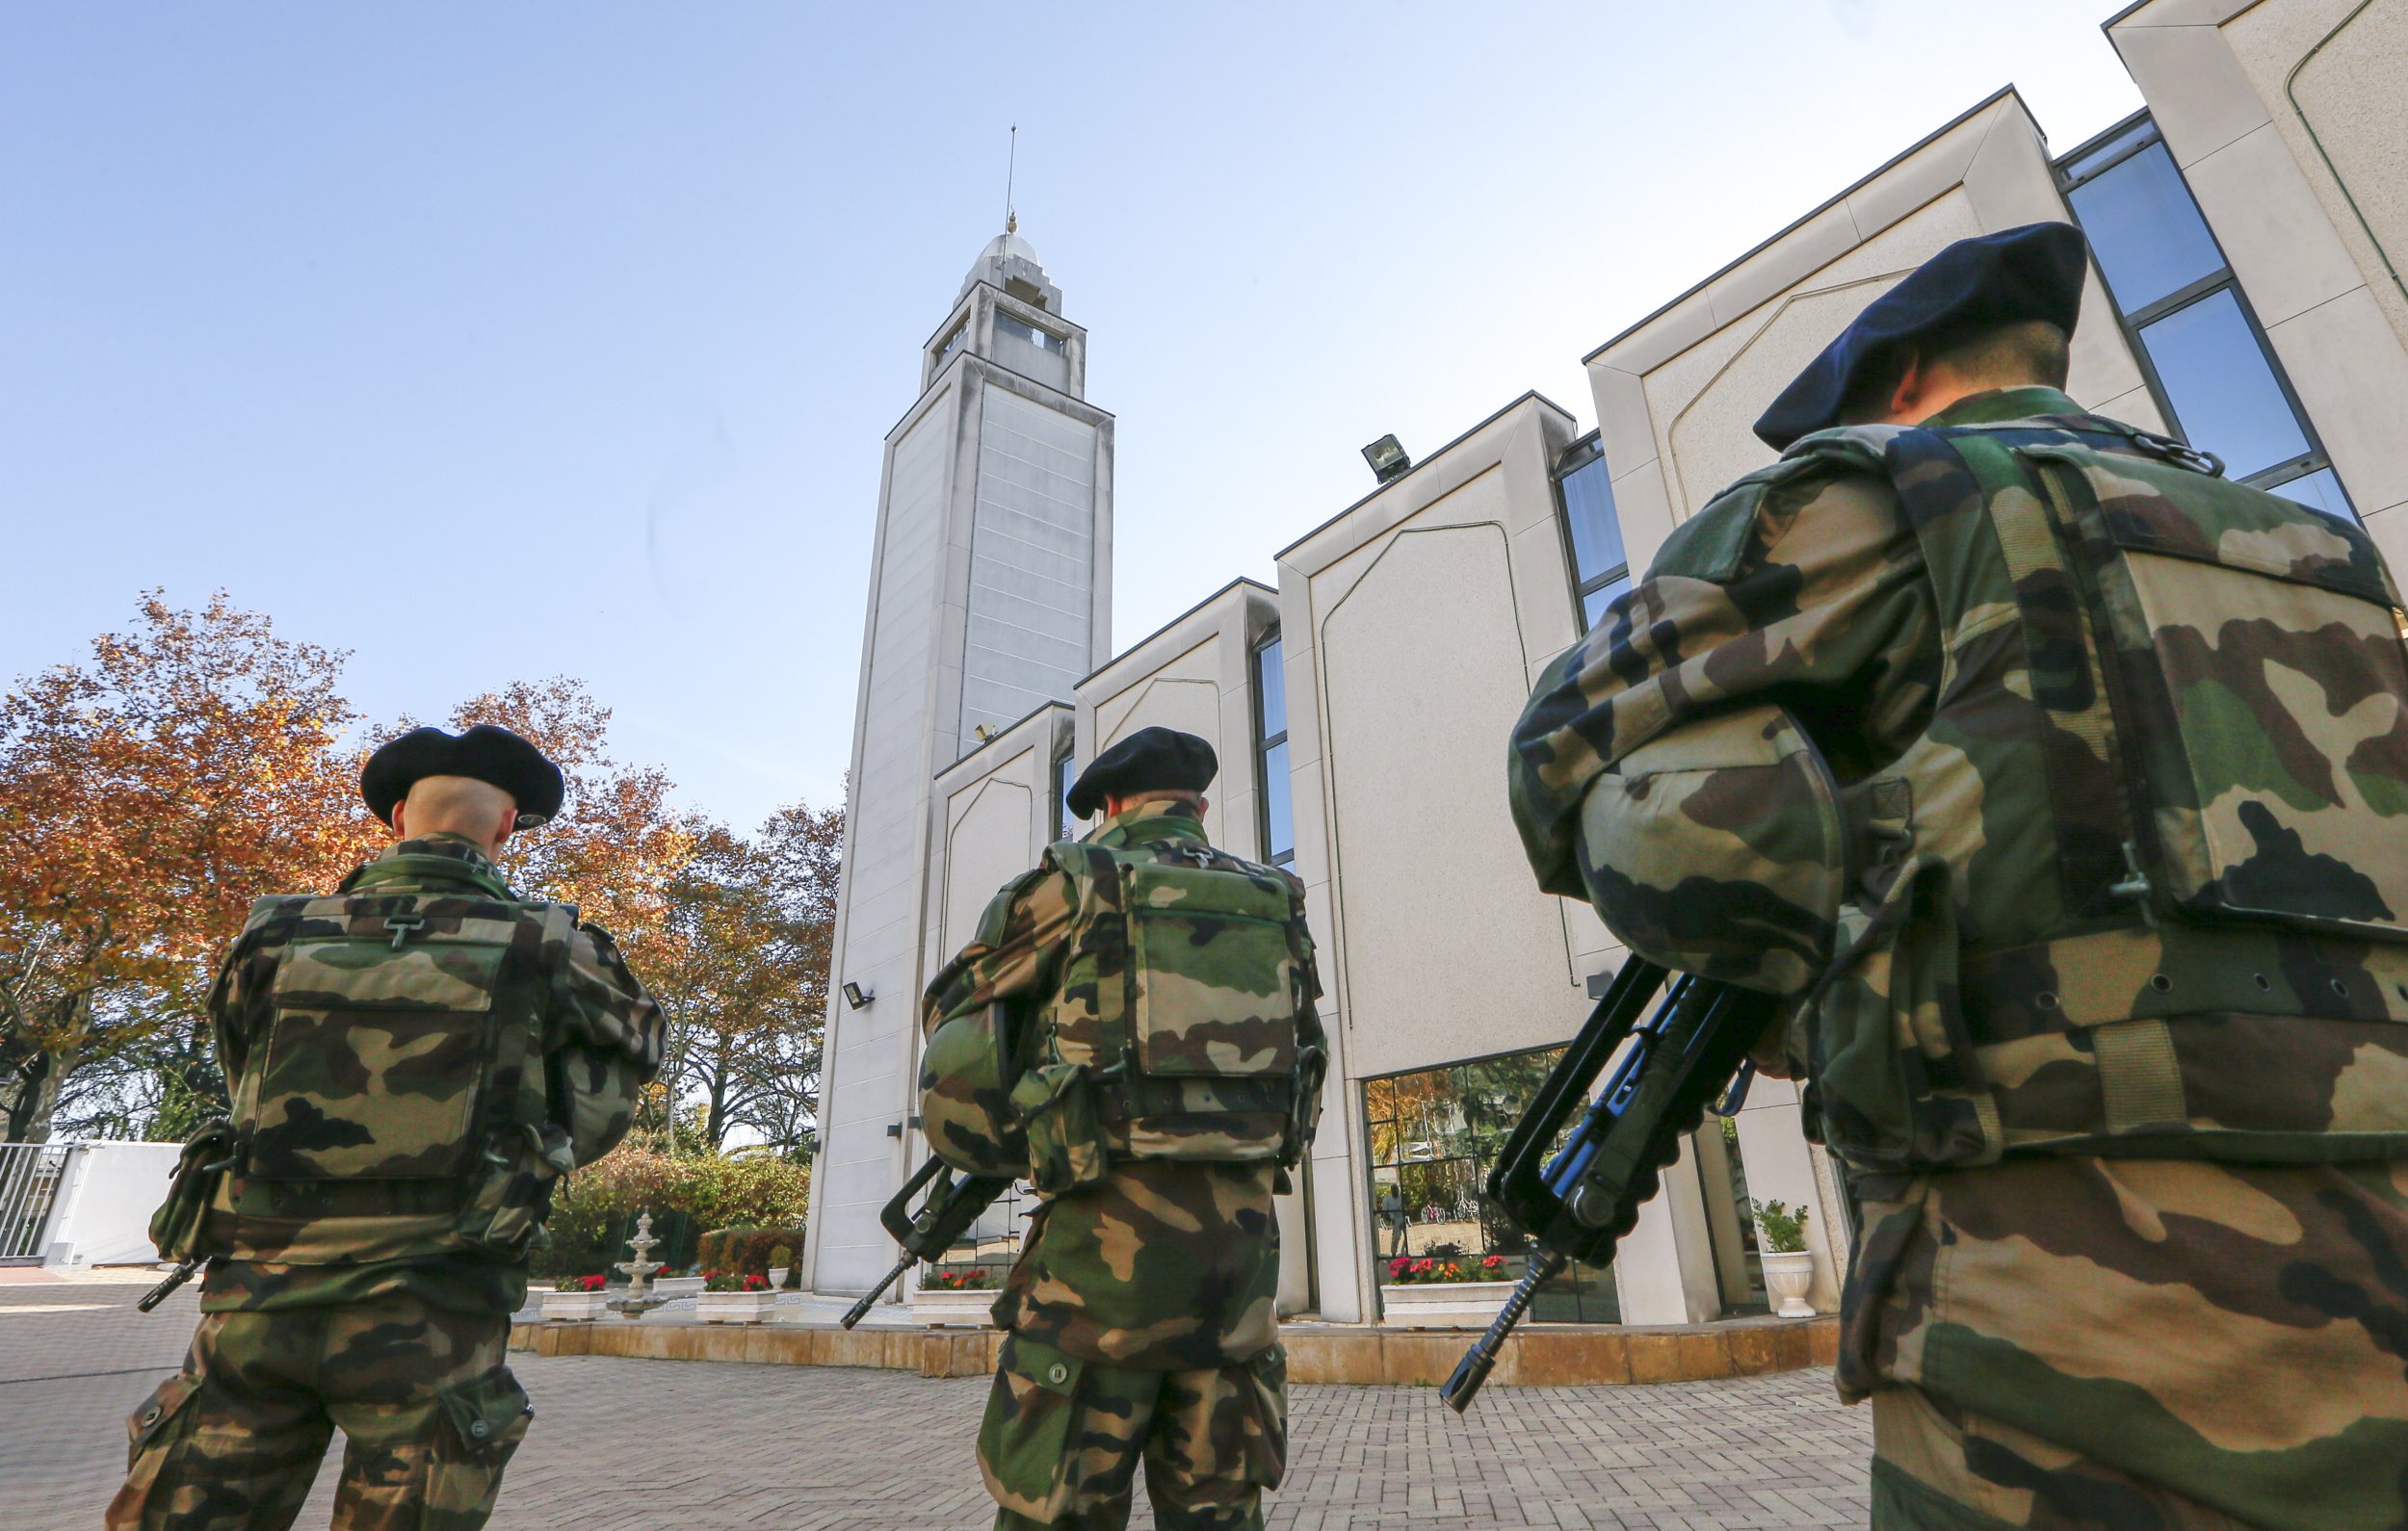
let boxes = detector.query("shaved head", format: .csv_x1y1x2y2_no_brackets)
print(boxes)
391,774,517,855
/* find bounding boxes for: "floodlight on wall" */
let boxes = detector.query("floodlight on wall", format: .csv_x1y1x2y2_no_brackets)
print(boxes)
1361,433,1413,484
842,981,874,1010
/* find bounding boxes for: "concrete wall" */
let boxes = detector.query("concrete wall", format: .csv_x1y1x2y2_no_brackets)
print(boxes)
2111,0,2408,563
1075,581,1279,858
1586,91,2159,578
809,378,962,1295
1275,394,1618,1323
41,1141,183,1268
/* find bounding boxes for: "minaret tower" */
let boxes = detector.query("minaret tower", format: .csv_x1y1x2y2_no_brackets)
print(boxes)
801,225,1114,1295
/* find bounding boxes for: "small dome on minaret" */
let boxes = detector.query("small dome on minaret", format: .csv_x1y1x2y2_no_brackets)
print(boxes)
959,219,1062,312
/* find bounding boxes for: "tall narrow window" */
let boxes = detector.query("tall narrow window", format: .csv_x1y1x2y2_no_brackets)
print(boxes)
1554,435,1630,630
1253,636,1294,868
1054,750,1078,841
2059,114,2353,516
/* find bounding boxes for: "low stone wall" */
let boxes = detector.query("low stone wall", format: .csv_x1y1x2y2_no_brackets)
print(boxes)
511,1313,1839,1388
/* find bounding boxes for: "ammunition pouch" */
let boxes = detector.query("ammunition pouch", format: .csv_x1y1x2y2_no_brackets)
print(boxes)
1012,1062,1110,1197
456,1120,576,1259
1281,1045,1327,1171
147,1118,237,1264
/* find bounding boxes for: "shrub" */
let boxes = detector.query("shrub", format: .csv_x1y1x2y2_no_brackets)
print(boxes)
1750,1198,1811,1254
552,1274,605,1293
702,1269,771,1293
539,1143,809,1278
694,1224,810,1279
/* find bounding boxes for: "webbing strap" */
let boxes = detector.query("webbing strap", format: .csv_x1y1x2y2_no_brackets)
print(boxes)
2092,1019,2187,1132
1972,448,2121,794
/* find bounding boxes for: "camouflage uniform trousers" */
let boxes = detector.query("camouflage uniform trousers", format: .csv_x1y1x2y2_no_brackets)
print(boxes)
979,1331,1287,1531
105,1294,529,1531
1844,1156,2408,1531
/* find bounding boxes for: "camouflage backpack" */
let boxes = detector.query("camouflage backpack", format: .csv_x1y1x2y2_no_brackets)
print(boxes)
1640,414,2408,1172
188,853,582,1266
923,835,1323,1193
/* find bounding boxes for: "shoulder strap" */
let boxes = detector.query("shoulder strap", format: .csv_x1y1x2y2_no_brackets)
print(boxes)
1866,425,2140,919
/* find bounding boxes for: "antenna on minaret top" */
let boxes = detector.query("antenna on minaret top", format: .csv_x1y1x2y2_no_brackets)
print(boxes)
1004,125,1018,235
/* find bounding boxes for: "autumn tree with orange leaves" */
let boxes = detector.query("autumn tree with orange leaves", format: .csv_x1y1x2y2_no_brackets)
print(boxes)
0,594,381,1140
1,596,841,1154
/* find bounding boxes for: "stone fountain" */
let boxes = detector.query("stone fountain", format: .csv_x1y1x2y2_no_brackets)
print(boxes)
608,1209,669,1318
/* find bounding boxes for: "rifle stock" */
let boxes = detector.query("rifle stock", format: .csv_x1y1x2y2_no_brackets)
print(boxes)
1441,962,1772,1412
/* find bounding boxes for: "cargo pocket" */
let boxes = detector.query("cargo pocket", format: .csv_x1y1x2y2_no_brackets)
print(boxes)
1239,1344,1288,1490
977,1334,1085,1523
428,1365,533,1523
119,1369,203,1486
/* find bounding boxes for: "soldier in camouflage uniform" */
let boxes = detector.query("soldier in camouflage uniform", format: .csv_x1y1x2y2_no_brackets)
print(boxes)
1510,222,2408,1529
110,723,664,1531
919,726,1325,1531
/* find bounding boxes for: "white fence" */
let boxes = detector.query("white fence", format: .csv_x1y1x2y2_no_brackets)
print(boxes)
0,1140,182,1267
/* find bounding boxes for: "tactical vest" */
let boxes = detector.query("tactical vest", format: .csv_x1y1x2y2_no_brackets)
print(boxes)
1034,836,1321,1174
198,857,578,1265
1731,417,2408,1172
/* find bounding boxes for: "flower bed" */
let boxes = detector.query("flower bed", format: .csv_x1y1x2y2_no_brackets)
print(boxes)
912,1264,1003,1326
1378,1255,1513,1328
1384,1255,1508,1284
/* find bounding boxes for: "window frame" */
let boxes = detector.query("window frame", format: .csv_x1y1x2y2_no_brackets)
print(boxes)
2056,112,2348,505
1552,432,1631,634
1250,632,1295,869
1051,747,1077,842
993,310,1066,356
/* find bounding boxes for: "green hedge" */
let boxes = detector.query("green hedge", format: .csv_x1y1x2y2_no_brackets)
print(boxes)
696,1226,808,1282
536,1142,810,1279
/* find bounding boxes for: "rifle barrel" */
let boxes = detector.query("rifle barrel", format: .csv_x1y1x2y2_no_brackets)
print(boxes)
840,1255,915,1330
1440,1248,1566,1413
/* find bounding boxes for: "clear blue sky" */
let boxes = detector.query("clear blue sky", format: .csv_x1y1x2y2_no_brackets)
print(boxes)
1,3,2143,830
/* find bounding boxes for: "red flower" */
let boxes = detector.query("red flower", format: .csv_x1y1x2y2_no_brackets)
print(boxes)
1481,1256,1506,1273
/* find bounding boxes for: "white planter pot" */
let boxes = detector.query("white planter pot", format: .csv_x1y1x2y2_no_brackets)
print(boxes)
1378,1279,1516,1328
767,1265,790,1290
539,1292,610,1322
911,1285,1001,1326
696,1290,778,1324
1762,1250,1818,1318
651,1275,705,1301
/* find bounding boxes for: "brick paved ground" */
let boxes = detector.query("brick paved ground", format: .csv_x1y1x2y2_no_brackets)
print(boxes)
1,1272,1871,1530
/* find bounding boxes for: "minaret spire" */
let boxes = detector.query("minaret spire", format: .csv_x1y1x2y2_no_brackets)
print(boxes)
1004,125,1019,235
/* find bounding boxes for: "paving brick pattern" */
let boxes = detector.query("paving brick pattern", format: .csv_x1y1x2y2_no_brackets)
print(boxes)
1,1274,1872,1530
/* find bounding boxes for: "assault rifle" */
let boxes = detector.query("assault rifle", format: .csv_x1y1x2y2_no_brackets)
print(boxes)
1441,958,1774,1412
839,1155,1015,1328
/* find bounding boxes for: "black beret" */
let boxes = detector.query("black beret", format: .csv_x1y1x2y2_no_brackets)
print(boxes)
1066,727,1217,820
361,724,565,830
1752,221,2090,451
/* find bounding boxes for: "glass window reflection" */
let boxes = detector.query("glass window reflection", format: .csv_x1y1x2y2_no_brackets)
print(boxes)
1261,740,1293,864
2139,290,2311,481
1559,453,1625,586
1363,1049,1623,1323
2274,467,2355,522
2067,143,2225,312
1256,638,1287,740
1582,576,1633,631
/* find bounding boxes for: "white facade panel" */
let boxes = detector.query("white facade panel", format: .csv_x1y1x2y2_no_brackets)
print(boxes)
813,399,954,1293
960,385,1099,755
